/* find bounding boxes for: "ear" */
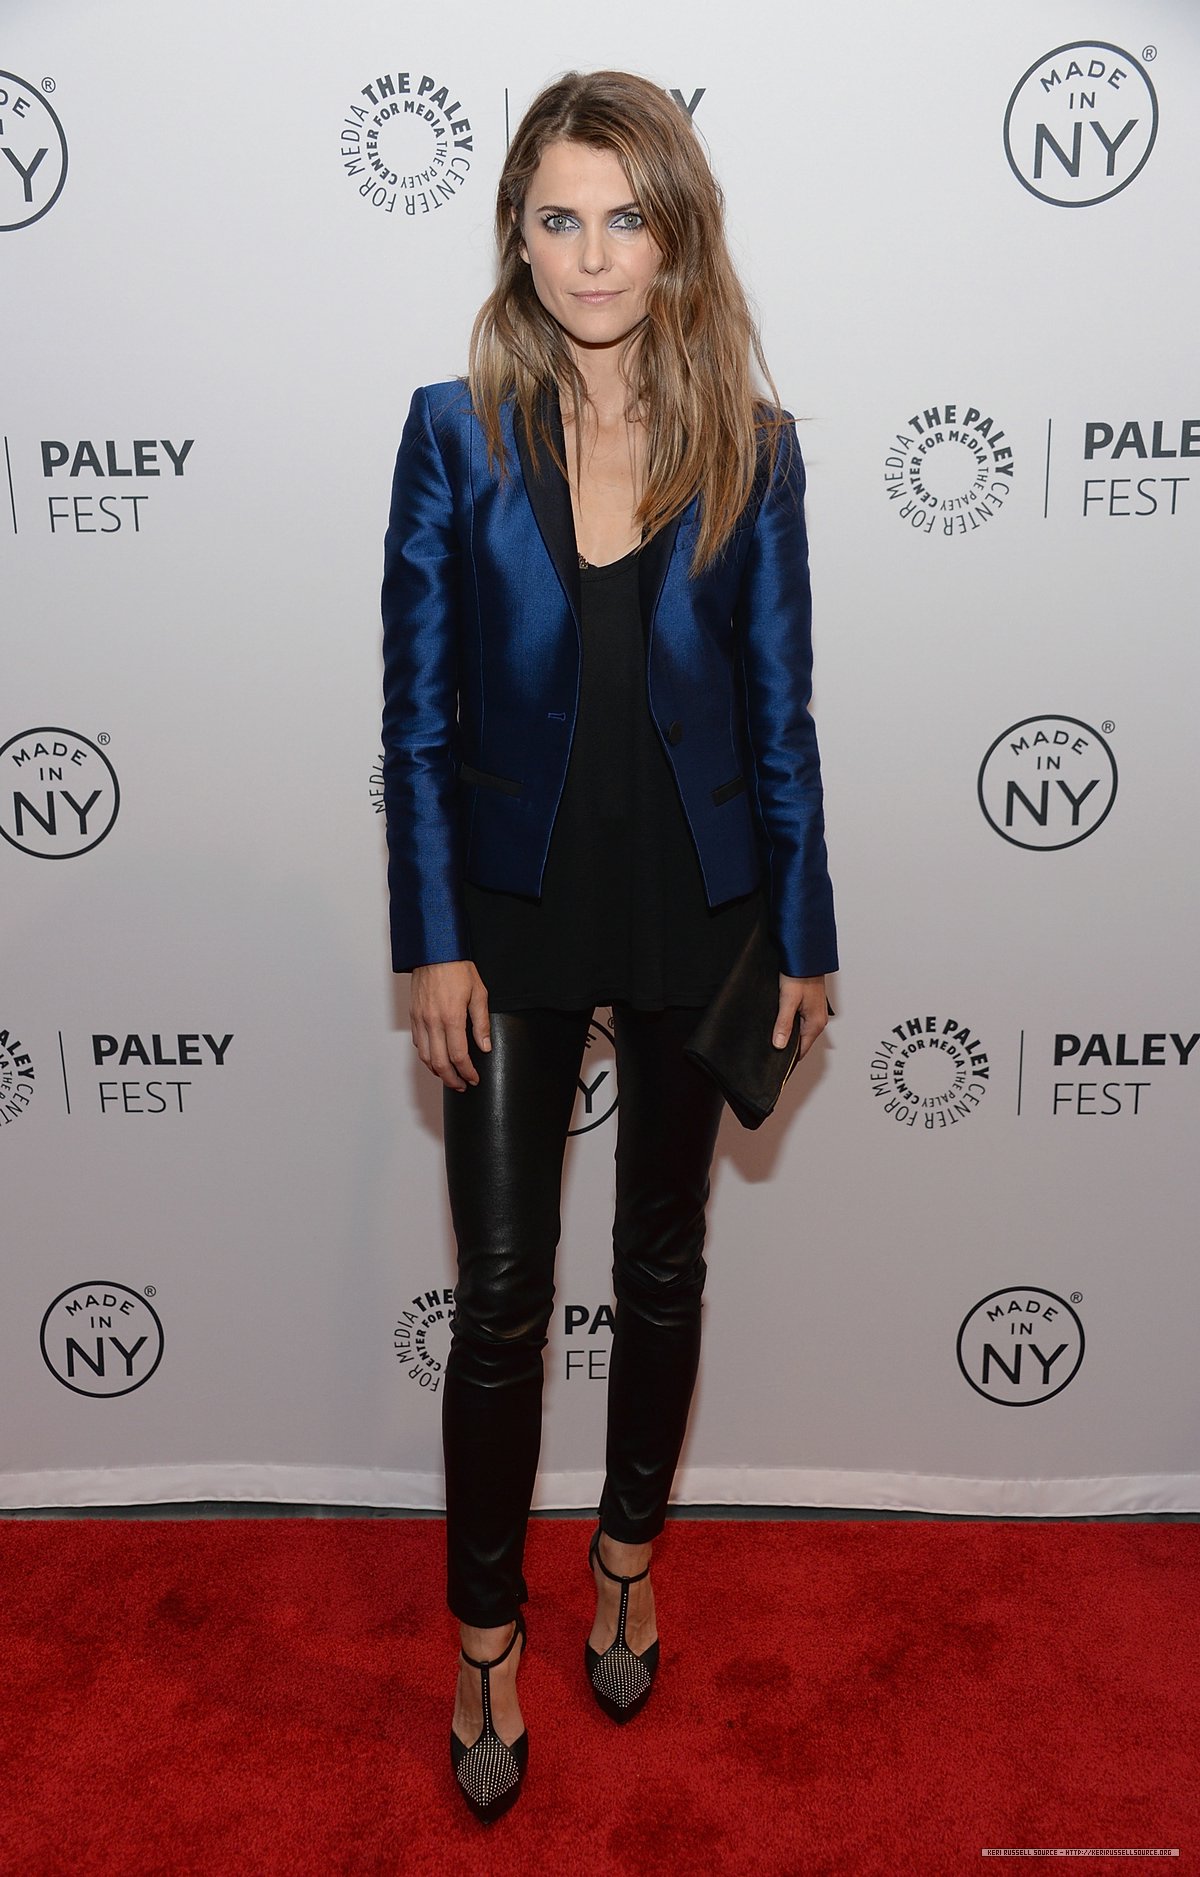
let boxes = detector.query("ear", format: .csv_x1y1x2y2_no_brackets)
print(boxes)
510,204,528,266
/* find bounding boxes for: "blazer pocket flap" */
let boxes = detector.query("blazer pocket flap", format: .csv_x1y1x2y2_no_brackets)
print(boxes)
459,762,523,798
711,773,747,807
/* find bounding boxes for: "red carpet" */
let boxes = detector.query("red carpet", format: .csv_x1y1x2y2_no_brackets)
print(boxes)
0,1516,1195,1874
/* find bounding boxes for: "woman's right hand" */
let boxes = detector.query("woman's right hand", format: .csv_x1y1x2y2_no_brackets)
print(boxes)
409,961,492,1091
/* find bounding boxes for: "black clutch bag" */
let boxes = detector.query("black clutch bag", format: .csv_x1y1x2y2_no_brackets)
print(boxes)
683,915,832,1130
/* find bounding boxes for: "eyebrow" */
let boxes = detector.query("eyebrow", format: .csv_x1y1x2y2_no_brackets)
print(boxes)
532,201,641,216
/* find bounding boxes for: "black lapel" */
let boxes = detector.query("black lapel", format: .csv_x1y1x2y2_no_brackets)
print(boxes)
513,385,581,628
512,382,685,636
636,498,680,638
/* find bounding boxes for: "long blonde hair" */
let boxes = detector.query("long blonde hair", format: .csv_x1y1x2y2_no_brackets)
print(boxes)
467,70,788,575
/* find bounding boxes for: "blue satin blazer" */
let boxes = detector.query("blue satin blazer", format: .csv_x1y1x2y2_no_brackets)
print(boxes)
381,378,837,980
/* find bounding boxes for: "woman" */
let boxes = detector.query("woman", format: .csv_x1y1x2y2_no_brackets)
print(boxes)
381,69,837,1822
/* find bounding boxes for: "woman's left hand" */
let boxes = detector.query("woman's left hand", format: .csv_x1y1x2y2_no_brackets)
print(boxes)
774,974,829,1061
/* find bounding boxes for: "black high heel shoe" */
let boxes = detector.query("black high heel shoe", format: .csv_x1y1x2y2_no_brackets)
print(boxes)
450,1611,528,1824
585,1526,660,1724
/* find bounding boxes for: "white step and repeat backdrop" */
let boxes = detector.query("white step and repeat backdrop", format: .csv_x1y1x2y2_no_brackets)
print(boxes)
3,1,1197,1514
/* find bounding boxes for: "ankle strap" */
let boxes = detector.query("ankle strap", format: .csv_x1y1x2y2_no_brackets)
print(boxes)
460,1613,523,1673
592,1528,650,1586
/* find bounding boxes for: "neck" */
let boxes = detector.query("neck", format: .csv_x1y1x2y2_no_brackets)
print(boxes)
562,333,643,427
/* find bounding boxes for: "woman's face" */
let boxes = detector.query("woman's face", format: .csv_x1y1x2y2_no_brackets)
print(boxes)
517,140,661,356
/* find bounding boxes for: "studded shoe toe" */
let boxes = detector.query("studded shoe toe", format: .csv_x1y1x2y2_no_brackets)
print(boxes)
585,1526,660,1725
449,1611,528,1824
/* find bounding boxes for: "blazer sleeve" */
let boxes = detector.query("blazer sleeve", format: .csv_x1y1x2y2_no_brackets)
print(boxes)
381,384,471,972
733,417,839,979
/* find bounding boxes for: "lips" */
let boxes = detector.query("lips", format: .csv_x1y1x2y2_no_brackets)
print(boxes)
572,291,622,303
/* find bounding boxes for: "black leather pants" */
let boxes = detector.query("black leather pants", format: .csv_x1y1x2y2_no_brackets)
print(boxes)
441,1003,727,1628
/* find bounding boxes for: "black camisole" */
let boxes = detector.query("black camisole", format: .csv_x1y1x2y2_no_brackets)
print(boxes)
462,544,765,1012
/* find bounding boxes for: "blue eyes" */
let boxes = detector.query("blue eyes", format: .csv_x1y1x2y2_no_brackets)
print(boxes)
539,210,645,235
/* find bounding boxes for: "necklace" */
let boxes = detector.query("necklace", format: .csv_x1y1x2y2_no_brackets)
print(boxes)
566,396,645,573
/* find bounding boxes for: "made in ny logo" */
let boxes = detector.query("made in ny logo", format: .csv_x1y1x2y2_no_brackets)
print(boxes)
572,1012,617,1134
977,716,1117,851
40,1282,165,1398
957,1287,1085,1405
668,88,705,120
1003,41,1158,207
339,69,473,216
0,729,119,858
0,71,67,231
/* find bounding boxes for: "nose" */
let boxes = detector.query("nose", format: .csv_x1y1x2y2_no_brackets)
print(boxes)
579,222,611,275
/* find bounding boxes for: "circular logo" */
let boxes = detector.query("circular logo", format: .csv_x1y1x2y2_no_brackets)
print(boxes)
369,751,385,815
0,728,119,858
869,1016,991,1130
1004,42,1158,208
40,1282,164,1397
572,1012,618,1135
0,72,68,231
394,1286,455,1395
339,70,473,216
883,402,1015,537
957,1286,1085,1404
0,1025,36,1128
978,716,1117,851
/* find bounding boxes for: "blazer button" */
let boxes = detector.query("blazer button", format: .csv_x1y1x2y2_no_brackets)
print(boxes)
666,720,684,745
